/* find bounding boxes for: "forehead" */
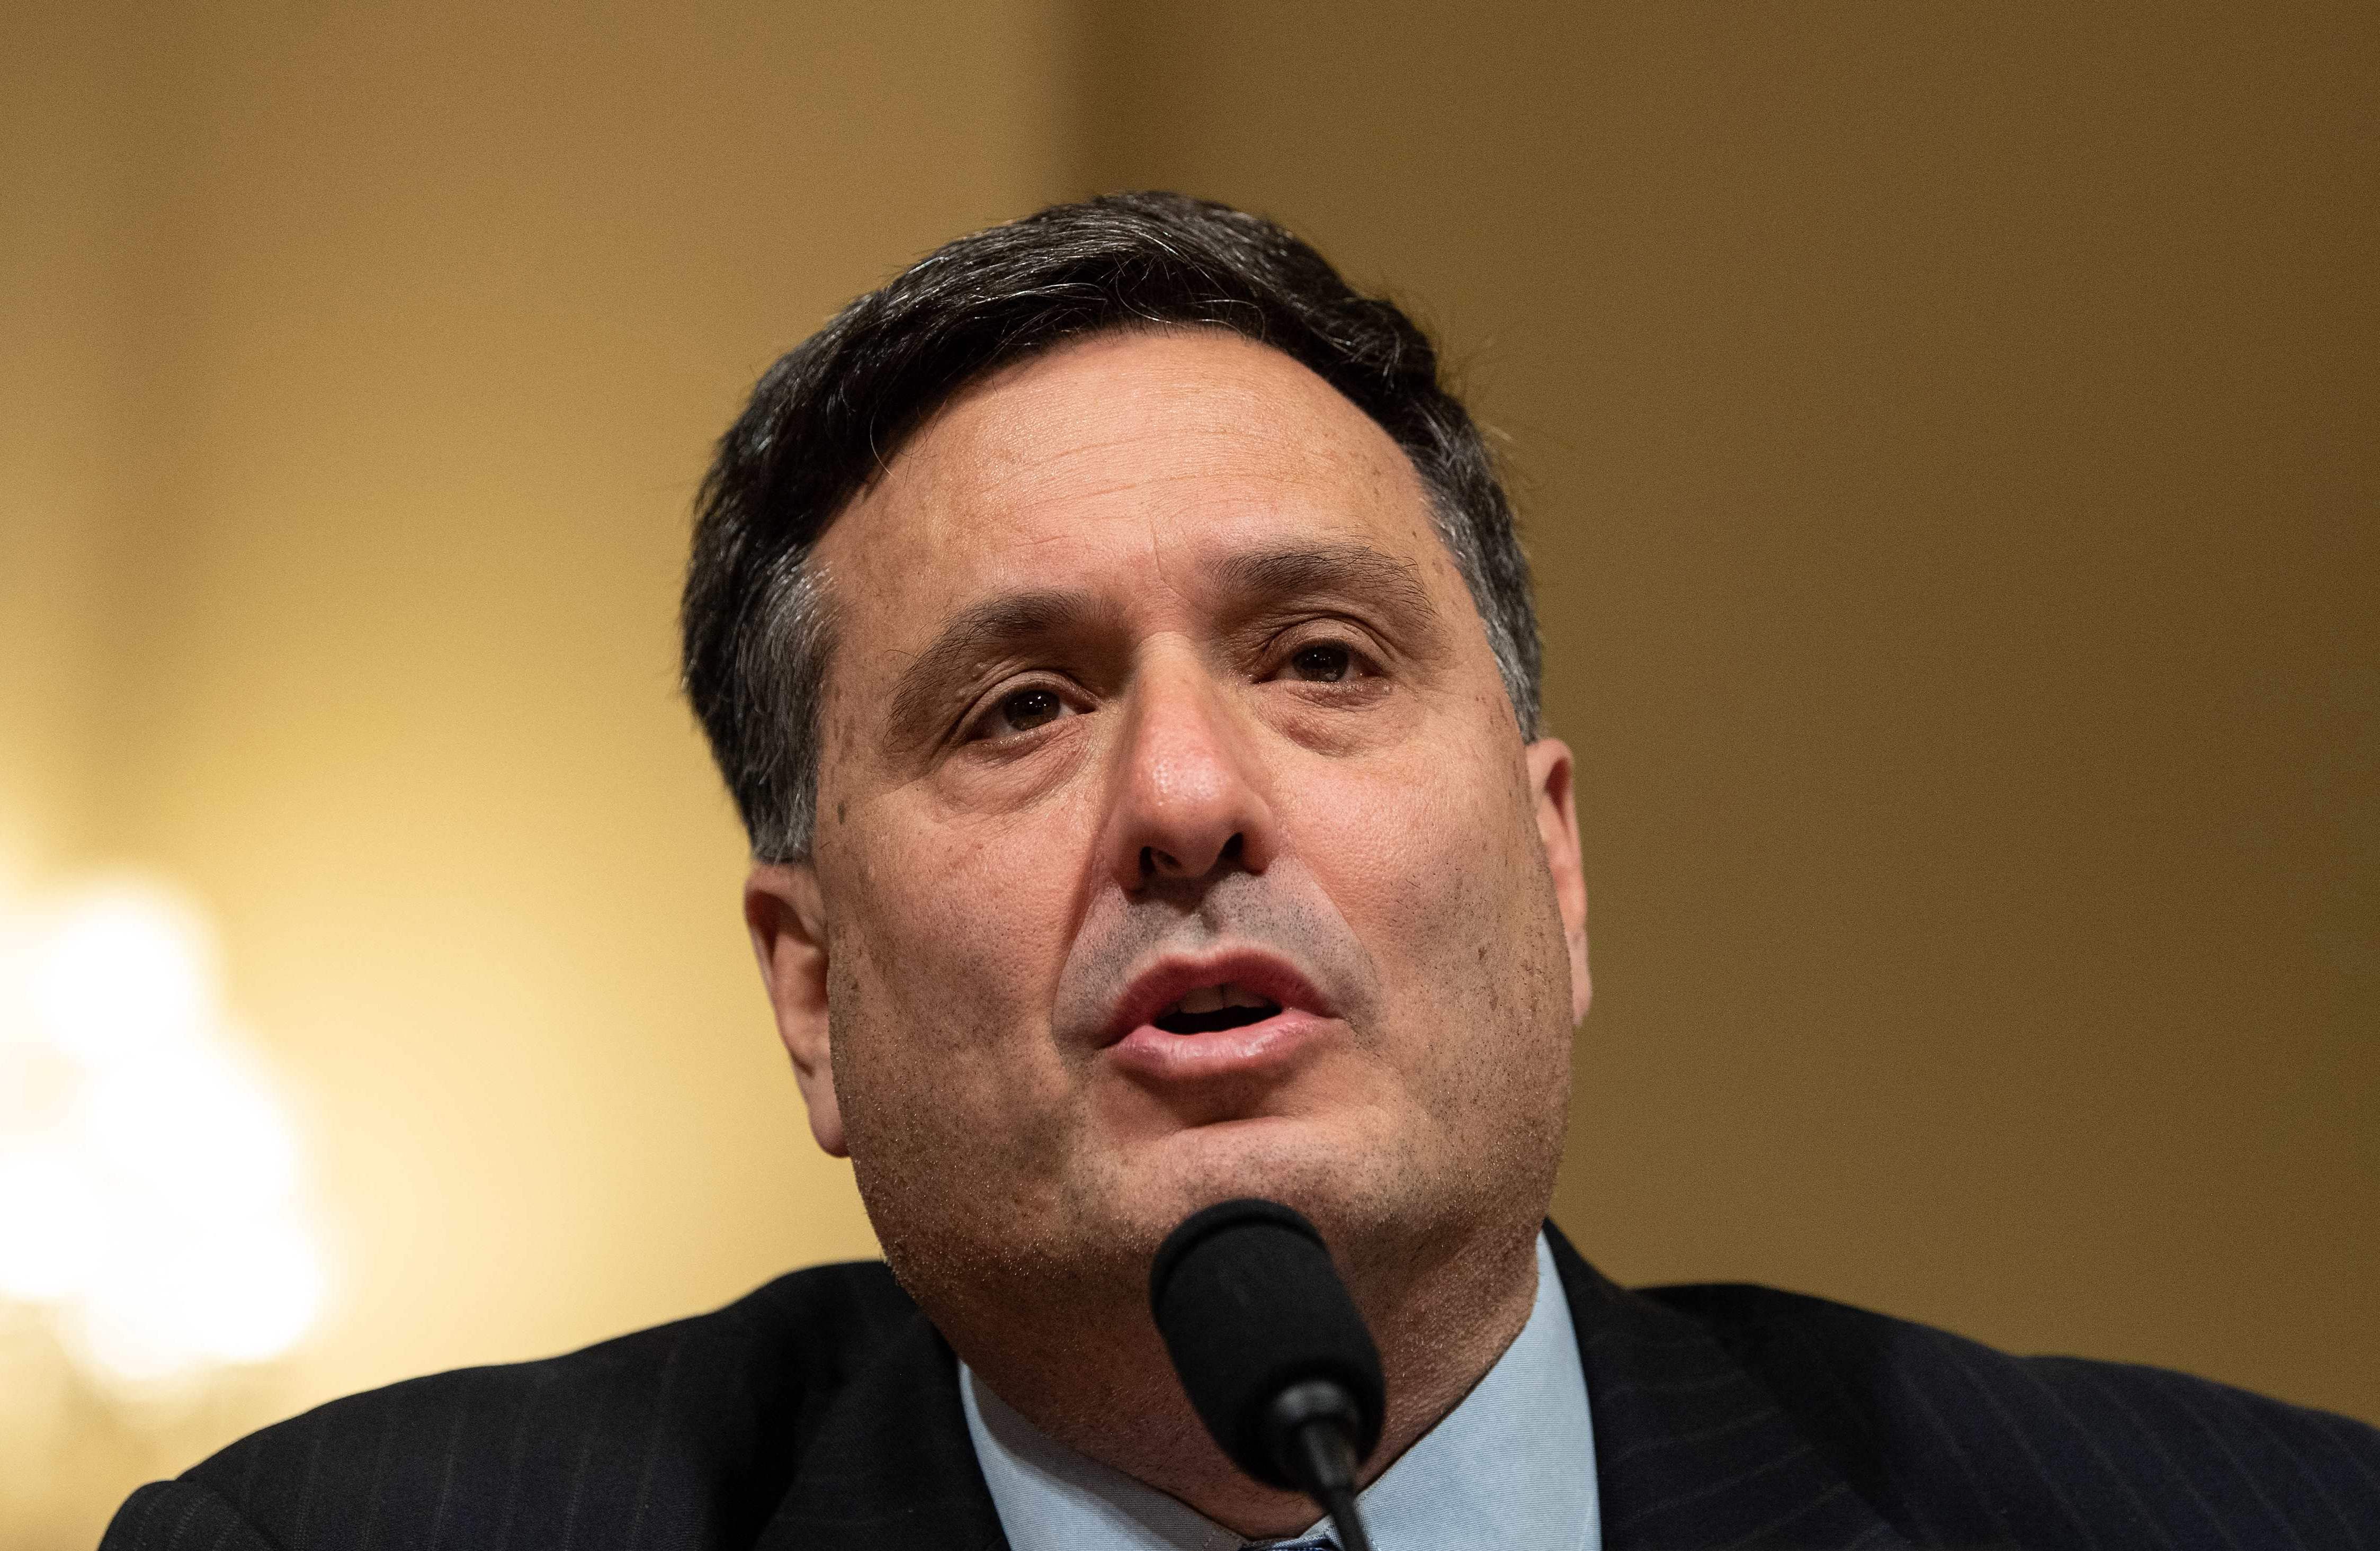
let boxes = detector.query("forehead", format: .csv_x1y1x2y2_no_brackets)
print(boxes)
811,328,1456,664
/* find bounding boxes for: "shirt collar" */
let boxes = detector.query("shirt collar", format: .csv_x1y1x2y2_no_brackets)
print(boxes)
962,1231,1600,1551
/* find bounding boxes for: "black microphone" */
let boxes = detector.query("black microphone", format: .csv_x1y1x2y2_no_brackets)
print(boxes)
1149,1199,1384,1551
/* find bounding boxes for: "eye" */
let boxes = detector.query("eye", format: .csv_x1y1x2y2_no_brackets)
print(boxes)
970,684,1072,741
1283,641,1358,683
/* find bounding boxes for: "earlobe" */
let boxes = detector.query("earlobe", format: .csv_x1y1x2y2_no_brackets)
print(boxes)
1523,738,1593,1025
745,861,847,1158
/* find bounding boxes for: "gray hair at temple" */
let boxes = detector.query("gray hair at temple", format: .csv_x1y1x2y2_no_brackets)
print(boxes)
680,191,1544,864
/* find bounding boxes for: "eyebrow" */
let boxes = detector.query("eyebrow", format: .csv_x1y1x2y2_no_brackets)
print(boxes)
882,540,1444,751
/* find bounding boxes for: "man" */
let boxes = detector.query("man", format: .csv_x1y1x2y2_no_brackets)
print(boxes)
106,194,2376,1549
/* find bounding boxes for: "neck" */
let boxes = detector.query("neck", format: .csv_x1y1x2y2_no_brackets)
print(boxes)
947,1216,1544,1539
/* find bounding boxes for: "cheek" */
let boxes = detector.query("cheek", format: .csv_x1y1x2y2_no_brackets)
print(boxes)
1303,743,1505,948
1300,739,1565,1089
826,814,1085,1138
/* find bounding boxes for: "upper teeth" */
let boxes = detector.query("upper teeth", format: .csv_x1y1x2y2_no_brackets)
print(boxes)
1172,982,1274,1016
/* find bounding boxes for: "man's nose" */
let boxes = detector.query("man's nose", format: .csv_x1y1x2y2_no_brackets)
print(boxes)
1100,651,1280,893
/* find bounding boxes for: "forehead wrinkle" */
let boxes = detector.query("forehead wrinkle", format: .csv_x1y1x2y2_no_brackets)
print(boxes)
950,428,1340,523
920,355,1381,514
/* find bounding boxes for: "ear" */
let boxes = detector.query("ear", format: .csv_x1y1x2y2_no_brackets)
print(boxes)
745,861,847,1157
1524,738,1592,1025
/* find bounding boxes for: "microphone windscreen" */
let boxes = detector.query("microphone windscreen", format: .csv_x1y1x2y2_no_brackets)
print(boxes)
1148,1198,1385,1489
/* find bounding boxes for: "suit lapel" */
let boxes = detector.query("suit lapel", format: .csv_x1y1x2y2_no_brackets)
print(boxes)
754,1307,1010,1551
754,1232,1910,1551
1550,1226,1912,1550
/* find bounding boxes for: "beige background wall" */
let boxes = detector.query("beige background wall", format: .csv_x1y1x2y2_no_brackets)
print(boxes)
5,3,2373,1544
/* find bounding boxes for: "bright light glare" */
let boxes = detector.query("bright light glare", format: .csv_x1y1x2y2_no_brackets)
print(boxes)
31,883,222,1057
0,876,327,1391
84,1035,303,1210
0,1149,105,1302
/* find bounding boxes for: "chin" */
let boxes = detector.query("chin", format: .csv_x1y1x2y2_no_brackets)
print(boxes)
1113,1111,1440,1251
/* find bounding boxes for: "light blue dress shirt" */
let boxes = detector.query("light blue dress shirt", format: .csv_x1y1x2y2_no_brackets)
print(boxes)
961,1232,1599,1551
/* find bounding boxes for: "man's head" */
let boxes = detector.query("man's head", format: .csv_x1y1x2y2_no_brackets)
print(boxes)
682,195,1589,1454
684,193,1543,867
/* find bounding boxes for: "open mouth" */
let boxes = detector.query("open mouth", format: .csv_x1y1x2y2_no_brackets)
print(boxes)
1151,982,1283,1035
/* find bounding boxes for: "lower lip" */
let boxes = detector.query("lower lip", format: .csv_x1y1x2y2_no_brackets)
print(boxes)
1106,1008,1334,1083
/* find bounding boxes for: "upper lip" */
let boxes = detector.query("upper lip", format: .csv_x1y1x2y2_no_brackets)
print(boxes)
1099,947,1336,1047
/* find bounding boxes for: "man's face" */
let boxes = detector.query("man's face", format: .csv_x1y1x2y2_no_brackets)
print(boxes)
749,328,1589,1330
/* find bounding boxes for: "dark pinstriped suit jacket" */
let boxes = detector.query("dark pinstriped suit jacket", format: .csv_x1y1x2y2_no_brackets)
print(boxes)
103,1224,2380,1549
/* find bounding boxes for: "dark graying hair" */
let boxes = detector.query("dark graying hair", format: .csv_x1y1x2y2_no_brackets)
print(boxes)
681,191,1542,863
